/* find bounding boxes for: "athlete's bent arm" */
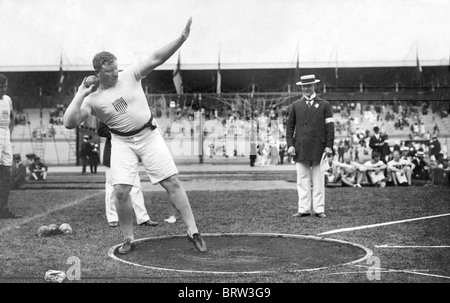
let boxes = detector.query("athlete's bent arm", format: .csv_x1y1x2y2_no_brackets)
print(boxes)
137,17,192,78
64,78,94,129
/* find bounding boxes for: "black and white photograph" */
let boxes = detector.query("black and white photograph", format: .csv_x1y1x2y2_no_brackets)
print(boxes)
0,0,449,289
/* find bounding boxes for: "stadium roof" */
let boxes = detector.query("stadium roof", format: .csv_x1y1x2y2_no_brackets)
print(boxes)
1,0,450,72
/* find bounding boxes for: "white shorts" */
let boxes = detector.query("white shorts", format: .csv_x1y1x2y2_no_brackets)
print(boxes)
0,129,12,166
110,127,178,186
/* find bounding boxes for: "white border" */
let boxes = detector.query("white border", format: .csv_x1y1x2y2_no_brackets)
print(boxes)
318,213,450,236
108,233,373,275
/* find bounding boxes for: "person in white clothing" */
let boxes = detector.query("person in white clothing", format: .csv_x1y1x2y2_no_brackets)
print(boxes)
64,18,206,255
363,151,387,187
334,154,366,188
387,150,415,186
0,74,21,219
98,121,158,228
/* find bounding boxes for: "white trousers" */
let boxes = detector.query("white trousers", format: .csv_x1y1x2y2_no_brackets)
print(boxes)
0,129,12,166
295,161,325,214
105,167,150,224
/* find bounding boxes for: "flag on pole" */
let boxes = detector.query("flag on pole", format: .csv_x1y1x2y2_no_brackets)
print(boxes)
216,50,222,94
416,49,422,73
58,55,64,93
448,50,450,72
335,47,339,80
416,48,422,86
294,45,300,83
173,53,183,95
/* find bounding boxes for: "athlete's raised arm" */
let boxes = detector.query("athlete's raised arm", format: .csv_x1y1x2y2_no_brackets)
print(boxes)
137,17,192,78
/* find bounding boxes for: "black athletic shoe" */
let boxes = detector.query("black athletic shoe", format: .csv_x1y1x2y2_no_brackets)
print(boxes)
292,212,310,217
0,209,22,219
187,233,207,253
117,238,135,255
138,220,159,227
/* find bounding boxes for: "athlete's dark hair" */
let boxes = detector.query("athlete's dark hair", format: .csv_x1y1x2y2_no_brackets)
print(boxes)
92,52,117,72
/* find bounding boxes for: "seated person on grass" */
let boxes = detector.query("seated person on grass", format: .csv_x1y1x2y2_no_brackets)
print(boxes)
29,157,48,181
363,151,387,187
387,150,415,186
427,154,450,186
324,155,342,186
11,154,27,190
335,154,367,188
411,150,430,181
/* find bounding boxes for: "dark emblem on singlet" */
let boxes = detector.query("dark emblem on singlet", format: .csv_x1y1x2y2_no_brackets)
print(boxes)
112,97,128,113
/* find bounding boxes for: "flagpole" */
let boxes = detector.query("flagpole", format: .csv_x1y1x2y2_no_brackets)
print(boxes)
335,44,338,88
39,86,43,129
416,45,422,88
198,93,203,164
217,45,222,96
294,43,300,92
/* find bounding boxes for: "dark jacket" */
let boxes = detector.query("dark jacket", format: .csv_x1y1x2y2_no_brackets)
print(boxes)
97,122,111,167
369,134,385,156
429,139,441,157
80,140,91,159
286,96,335,162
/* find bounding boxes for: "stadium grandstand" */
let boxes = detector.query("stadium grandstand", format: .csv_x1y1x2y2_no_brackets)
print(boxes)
1,0,449,165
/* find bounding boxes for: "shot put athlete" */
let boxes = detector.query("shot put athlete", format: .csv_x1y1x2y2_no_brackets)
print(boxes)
64,17,206,254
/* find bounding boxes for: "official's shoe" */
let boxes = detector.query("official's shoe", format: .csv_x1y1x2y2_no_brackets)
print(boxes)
117,238,135,255
187,233,207,253
315,213,327,218
0,209,22,219
139,220,159,227
292,212,310,217
108,221,119,228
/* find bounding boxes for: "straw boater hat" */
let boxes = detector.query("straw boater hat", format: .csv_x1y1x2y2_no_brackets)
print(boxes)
296,74,321,86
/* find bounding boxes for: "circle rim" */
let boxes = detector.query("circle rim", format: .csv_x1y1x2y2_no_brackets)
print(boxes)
108,232,373,275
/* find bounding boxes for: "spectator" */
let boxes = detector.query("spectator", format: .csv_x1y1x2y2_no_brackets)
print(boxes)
80,135,91,175
90,143,100,174
363,151,387,187
400,146,412,162
427,154,450,186
387,150,414,186
369,126,386,162
432,123,439,137
269,142,279,165
335,154,366,188
324,155,342,186
411,150,430,181
249,139,257,167
380,132,391,163
25,154,36,172
29,157,48,181
10,154,27,190
279,139,287,165
419,122,426,137
337,141,345,162
354,144,360,162
429,136,441,158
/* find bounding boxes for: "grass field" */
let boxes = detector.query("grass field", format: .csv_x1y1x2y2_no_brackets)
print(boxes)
1,169,449,284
